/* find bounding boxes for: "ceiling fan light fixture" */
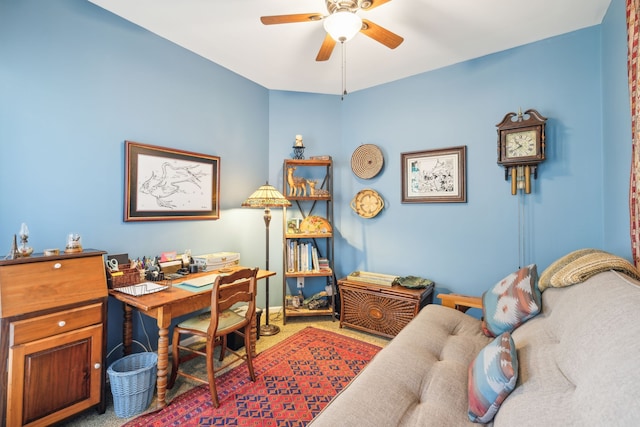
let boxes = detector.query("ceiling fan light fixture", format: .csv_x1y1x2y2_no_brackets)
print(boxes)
324,11,362,42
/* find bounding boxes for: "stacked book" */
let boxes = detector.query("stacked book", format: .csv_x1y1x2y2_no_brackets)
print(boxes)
318,258,330,272
346,271,398,287
193,252,240,271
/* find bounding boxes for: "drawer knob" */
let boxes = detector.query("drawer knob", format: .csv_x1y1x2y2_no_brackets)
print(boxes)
54,263,62,269
94,363,101,370
58,320,66,327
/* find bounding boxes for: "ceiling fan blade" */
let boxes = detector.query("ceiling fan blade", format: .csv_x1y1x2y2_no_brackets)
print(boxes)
360,19,404,49
260,13,324,25
361,0,392,11
316,33,336,61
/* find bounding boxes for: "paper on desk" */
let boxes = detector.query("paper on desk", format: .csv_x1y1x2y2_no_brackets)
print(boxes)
115,282,168,297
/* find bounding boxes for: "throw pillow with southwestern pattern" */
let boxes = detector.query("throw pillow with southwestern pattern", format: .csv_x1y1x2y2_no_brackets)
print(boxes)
468,332,518,423
482,264,541,337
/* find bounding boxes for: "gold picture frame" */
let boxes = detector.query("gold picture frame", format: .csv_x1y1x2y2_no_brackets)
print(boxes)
124,141,220,221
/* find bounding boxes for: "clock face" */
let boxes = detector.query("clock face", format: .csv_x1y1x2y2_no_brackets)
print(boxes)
505,130,537,158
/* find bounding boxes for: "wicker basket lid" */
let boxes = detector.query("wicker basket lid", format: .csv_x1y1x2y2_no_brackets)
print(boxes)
350,189,384,218
351,144,384,179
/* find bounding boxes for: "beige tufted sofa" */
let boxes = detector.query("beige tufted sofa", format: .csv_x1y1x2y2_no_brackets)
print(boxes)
309,270,640,426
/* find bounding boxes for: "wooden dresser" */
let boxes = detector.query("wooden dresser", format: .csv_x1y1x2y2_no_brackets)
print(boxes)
338,278,434,339
0,250,108,426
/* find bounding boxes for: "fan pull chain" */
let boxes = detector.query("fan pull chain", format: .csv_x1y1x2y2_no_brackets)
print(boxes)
341,41,347,100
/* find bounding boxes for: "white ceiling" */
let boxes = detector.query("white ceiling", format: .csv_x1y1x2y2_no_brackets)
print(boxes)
88,0,612,95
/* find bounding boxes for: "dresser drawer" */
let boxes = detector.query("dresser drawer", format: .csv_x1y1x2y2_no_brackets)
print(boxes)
0,255,107,317
10,303,103,346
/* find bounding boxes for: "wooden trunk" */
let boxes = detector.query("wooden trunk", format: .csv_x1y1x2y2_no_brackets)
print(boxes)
338,278,434,339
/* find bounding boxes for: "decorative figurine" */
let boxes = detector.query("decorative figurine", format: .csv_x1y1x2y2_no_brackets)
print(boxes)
287,166,307,197
65,233,83,253
6,234,19,260
307,180,330,197
292,134,305,159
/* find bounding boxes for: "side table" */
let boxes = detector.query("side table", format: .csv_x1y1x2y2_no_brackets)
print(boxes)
338,277,434,338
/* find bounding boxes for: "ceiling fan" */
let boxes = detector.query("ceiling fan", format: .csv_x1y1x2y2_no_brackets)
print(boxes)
260,0,404,61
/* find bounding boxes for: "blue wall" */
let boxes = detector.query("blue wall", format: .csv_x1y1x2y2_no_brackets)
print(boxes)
340,28,608,295
0,0,271,361
602,0,633,256
268,6,630,297
1,0,631,358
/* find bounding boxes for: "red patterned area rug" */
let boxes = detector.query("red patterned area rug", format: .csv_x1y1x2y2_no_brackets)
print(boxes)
124,327,381,426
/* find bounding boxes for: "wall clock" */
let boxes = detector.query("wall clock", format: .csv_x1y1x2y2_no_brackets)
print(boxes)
496,108,547,195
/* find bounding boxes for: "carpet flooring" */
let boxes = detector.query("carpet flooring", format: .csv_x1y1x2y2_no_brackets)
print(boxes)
62,314,390,426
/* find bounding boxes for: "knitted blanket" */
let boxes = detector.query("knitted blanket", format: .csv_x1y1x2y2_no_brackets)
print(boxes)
538,248,640,292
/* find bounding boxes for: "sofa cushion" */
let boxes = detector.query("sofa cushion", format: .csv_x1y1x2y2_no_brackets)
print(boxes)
311,269,640,427
494,271,640,425
538,248,640,291
482,264,541,337
468,332,518,423
308,304,491,426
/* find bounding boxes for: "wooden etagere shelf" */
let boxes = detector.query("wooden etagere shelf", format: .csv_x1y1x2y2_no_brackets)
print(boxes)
285,232,333,239
282,158,335,323
285,158,332,167
285,270,333,278
283,306,334,317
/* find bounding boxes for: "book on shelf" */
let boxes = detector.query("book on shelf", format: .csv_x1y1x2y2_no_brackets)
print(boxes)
311,247,319,272
286,241,327,273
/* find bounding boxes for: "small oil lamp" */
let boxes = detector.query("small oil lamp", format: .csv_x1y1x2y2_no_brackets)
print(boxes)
18,223,33,257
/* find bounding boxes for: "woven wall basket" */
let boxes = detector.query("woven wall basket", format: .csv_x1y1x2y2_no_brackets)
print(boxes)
350,189,384,218
351,144,384,179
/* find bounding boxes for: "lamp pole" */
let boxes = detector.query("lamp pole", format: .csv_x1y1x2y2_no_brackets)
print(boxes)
241,181,290,336
261,206,279,336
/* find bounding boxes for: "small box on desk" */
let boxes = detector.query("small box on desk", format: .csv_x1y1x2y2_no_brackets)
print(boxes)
107,264,143,289
106,253,143,289
193,252,240,271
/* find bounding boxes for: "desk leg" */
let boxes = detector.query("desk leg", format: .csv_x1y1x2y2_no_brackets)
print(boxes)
156,326,169,408
123,303,133,356
155,310,171,409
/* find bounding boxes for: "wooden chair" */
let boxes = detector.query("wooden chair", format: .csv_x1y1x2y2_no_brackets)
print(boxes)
167,267,259,407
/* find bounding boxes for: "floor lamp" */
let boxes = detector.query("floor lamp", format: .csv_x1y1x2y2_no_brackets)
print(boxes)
242,182,291,336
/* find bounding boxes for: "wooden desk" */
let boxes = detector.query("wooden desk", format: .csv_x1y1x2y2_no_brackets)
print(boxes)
109,266,275,408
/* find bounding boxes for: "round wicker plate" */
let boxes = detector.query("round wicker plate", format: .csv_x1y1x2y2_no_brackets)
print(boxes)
351,144,384,179
350,189,384,218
